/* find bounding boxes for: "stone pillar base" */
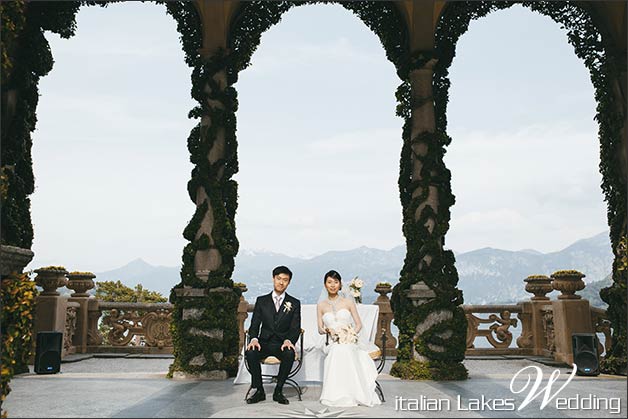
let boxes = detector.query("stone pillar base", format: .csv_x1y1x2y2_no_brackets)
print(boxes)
68,297,91,353
519,300,554,356
551,299,594,365
34,295,68,333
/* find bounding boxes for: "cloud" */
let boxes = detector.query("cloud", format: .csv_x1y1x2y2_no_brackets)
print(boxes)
306,128,400,154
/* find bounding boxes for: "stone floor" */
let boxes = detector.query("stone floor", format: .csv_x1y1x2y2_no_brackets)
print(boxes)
3,355,626,418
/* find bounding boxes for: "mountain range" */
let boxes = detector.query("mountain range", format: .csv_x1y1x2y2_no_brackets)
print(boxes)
89,231,613,307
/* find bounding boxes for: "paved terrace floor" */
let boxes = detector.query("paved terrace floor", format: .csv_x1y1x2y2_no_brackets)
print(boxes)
4,355,626,418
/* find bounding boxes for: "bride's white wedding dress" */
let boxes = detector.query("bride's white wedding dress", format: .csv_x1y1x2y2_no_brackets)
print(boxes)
319,308,382,407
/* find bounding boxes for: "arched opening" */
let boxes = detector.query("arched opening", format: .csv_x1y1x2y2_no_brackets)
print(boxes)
26,2,195,297
444,5,608,306
232,3,403,303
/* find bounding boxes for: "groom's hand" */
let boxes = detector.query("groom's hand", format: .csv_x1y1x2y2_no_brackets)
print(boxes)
281,339,295,352
247,338,261,351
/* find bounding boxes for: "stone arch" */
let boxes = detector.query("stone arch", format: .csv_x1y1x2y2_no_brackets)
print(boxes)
227,1,410,80
432,1,626,374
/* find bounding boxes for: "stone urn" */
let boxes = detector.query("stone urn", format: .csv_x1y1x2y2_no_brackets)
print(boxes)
374,282,392,297
524,275,553,300
34,266,68,296
66,271,96,297
550,270,586,299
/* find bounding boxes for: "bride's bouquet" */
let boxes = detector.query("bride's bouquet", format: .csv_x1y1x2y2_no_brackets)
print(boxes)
331,324,359,344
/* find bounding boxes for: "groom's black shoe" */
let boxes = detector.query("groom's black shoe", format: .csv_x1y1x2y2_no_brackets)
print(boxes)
273,391,289,405
246,388,266,404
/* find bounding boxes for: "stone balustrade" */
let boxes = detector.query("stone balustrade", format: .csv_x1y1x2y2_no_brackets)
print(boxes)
463,304,531,355
27,266,612,366
87,301,174,353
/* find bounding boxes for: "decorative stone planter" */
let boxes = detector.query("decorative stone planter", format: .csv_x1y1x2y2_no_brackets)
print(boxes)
524,275,553,300
375,283,392,296
66,272,96,297
34,267,68,296
550,270,586,300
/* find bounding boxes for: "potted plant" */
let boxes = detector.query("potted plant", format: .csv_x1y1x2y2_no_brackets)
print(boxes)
523,274,553,300
550,270,586,299
34,266,68,295
66,271,96,297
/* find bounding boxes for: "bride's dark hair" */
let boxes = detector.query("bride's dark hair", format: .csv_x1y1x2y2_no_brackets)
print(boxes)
324,270,342,290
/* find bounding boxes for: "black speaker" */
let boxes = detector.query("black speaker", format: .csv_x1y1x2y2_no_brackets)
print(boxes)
34,331,62,374
572,333,599,376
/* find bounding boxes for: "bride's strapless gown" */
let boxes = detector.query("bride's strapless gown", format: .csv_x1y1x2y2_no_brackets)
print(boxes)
320,308,382,407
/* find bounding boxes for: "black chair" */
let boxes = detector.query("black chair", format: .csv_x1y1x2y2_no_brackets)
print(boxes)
243,329,305,401
325,328,387,402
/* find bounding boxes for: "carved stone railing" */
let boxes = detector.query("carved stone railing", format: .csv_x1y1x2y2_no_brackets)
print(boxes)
463,304,532,356
63,302,80,357
31,268,612,365
87,301,174,354
540,305,556,356
591,306,613,357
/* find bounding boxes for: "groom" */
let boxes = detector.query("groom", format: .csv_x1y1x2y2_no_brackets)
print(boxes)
245,266,301,405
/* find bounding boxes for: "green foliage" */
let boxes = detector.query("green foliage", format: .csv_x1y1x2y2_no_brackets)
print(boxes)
165,1,241,377
0,1,81,249
95,280,166,303
0,0,26,84
1,272,38,417
600,235,628,374
95,280,166,342
551,270,586,278
525,275,550,280
390,359,468,381
35,265,67,272
391,48,466,378
580,275,611,309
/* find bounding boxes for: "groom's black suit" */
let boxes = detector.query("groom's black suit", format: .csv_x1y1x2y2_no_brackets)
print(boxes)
245,292,301,391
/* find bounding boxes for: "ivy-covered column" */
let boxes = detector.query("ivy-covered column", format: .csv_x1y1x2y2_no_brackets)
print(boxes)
599,59,628,376
390,53,467,380
169,49,241,379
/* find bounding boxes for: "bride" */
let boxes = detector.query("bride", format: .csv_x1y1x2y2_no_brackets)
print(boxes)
316,270,382,407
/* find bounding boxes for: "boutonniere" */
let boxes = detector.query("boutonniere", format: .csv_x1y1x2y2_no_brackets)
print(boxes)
283,301,293,313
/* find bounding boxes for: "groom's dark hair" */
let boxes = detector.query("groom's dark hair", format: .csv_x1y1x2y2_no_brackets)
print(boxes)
272,265,293,280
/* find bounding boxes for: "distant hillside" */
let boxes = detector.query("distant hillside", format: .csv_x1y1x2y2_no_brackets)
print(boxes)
94,258,179,297
456,231,613,304
91,231,613,307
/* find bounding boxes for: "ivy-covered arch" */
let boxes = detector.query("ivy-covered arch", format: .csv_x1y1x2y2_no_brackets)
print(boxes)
432,1,627,375
4,0,624,382
110,0,472,379
227,1,410,82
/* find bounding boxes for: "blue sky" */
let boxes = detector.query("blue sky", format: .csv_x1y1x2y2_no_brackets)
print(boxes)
26,2,606,272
